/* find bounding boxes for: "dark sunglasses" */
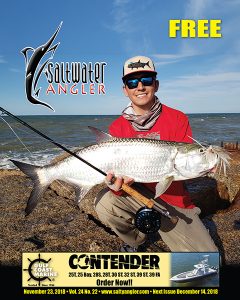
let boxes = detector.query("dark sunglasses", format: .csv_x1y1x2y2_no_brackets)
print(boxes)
125,76,155,89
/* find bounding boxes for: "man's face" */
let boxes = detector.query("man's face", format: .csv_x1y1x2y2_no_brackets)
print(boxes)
123,72,159,109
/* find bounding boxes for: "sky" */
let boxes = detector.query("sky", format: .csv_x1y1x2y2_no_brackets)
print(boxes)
0,0,239,115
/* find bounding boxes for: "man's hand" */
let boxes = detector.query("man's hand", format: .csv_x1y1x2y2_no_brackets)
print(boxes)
105,171,134,191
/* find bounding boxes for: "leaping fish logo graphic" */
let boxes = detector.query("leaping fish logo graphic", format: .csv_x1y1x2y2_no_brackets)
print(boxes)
128,60,150,70
21,22,63,111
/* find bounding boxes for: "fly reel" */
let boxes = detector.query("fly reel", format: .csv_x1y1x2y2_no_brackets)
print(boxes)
135,207,161,234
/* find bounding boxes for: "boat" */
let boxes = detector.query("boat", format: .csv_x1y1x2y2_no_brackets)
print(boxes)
170,255,218,283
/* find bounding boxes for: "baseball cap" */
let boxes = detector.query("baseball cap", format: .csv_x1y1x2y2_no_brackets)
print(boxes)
122,55,157,80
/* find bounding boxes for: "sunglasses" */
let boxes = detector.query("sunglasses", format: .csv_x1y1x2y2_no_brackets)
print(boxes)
125,76,155,89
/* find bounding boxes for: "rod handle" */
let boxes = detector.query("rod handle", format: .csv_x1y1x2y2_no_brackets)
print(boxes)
121,183,154,208
112,180,178,225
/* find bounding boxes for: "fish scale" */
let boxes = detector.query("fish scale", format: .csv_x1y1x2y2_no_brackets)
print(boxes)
10,129,230,215
1,108,230,215
52,139,177,184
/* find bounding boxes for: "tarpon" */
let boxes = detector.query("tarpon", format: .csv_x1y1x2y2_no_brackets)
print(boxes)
10,127,230,215
128,60,150,70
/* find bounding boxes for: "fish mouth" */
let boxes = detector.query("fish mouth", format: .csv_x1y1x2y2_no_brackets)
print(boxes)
199,171,209,177
209,165,218,173
199,165,217,177
205,165,218,178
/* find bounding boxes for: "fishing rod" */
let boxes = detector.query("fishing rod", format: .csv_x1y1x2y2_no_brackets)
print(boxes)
0,107,178,233
0,107,106,176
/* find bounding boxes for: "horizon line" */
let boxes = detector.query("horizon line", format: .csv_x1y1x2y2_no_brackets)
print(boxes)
11,112,240,117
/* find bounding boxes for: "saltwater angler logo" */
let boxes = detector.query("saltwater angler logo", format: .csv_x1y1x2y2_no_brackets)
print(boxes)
21,21,107,111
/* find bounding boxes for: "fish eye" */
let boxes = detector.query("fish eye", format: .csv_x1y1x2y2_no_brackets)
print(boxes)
199,149,204,153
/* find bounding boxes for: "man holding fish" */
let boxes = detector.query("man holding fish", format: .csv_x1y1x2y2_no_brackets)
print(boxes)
8,56,229,253
95,56,219,252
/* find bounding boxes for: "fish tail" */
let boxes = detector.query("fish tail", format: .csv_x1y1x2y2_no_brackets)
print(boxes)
10,159,49,216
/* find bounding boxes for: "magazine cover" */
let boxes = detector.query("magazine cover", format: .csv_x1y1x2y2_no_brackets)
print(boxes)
0,0,239,298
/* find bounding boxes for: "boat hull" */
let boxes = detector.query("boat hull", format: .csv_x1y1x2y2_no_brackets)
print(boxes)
170,269,217,283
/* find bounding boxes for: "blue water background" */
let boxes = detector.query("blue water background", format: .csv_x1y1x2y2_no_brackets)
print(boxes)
0,113,239,168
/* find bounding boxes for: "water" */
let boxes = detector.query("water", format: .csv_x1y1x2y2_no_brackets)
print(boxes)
0,115,117,169
0,113,239,169
188,113,239,145
171,252,219,287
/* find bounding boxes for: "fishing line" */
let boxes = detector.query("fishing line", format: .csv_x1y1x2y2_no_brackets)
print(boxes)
1,118,35,137
187,135,207,148
0,107,180,228
0,107,107,177
0,114,76,200
1,114,76,150
0,116,32,154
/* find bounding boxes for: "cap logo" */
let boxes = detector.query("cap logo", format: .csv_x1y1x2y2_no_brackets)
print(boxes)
128,60,151,70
